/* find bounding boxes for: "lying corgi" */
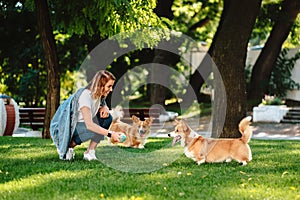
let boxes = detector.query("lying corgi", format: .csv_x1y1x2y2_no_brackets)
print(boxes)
109,112,153,148
168,116,252,165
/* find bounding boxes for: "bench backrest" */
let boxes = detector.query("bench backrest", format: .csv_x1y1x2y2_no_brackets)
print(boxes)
18,107,162,130
122,108,161,123
19,108,46,130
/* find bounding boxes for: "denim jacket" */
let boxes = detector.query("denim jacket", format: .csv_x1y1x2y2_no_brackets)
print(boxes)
50,88,107,160
50,88,85,160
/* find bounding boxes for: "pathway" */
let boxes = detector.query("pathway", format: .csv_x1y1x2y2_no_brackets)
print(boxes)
12,115,300,140
151,115,300,140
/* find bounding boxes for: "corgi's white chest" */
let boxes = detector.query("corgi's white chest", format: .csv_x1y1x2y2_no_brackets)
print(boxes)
184,147,197,161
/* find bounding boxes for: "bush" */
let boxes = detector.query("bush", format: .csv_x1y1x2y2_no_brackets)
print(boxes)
268,48,300,98
261,95,284,105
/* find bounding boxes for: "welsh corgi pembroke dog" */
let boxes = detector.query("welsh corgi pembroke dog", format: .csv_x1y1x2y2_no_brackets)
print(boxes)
109,107,153,148
168,116,252,165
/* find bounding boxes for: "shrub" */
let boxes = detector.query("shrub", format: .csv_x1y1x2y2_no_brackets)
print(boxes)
268,48,300,98
261,94,284,105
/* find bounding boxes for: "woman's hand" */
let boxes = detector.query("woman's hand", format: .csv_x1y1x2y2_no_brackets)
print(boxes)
99,106,110,118
111,131,124,143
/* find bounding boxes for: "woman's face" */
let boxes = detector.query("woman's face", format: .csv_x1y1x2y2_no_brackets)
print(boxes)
102,79,115,97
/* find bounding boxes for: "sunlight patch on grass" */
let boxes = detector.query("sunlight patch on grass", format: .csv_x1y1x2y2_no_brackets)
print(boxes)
221,183,299,199
0,170,90,193
3,148,53,159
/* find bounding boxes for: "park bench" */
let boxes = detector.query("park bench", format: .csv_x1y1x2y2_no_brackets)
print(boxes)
19,108,46,130
121,108,161,124
18,107,161,130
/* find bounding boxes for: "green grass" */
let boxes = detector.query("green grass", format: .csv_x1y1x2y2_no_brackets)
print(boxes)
0,137,299,200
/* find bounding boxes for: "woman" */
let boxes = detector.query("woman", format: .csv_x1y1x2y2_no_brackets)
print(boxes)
50,70,122,161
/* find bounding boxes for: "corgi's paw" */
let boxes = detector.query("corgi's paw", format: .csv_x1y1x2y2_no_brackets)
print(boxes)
196,159,205,165
239,161,248,166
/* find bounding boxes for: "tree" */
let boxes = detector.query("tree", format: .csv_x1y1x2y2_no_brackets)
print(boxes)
3,0,298,139
34,0,163,138
248,0,300,102
149,0,176,106
209,0,262,137
151,0,221,106
0,1,46,106
34,0,60,139
0,1,90,107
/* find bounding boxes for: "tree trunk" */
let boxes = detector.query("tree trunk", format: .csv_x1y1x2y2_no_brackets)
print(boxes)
35,0,60,139
149,0,176,106
248,0,300,101
184,53,213,108
149,55,168,106
154,0,174,19
149,48,181,106
211,0,262,138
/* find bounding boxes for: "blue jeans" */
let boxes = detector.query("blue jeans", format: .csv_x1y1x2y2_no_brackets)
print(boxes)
73,113,112,145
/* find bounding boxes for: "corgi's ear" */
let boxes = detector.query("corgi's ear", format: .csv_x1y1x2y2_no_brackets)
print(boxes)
131,115,140,123
174,119,180,124
145,117,153,124
181,120,190,132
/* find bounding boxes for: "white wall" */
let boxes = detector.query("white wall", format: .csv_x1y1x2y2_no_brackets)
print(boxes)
286,48,300,101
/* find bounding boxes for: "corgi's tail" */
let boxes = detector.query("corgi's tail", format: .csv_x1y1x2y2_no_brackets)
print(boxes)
110,106,124,123
239,116,252,143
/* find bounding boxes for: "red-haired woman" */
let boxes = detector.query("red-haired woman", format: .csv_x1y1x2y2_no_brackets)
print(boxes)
50,70,123,161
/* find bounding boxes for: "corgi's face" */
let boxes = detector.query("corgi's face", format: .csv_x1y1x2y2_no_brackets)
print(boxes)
131,115,153,138
169,120,194,147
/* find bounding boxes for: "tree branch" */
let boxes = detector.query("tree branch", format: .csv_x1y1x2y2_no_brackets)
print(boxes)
188,17,210,31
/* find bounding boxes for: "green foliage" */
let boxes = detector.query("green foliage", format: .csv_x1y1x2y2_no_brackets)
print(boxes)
48,0,162,40
0,0,167,107
113,27,170,50
288,14,300,48
0,2,90,106
0,1,47,106
171,0,221,44
268,48,300,98
19,68,47,106
0,137,300,199
250,0,300,47
261,95,284,105
1,0,299,108
180,102,211,118
250,1,279,46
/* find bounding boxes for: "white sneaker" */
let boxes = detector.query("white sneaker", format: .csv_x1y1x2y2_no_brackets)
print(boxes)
65,148,75,160
83,149,98,161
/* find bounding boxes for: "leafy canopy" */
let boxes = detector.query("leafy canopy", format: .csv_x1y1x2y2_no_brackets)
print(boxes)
24,0,163,39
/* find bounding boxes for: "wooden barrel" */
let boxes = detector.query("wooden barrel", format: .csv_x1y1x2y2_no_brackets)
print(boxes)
0,95,19,136
3,104,16,136
0,99,6,136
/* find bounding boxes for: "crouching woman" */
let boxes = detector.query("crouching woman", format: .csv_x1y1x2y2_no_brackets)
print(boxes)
50,70,123,161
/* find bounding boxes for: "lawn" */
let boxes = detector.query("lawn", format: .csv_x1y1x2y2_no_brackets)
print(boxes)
0,136,299,200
